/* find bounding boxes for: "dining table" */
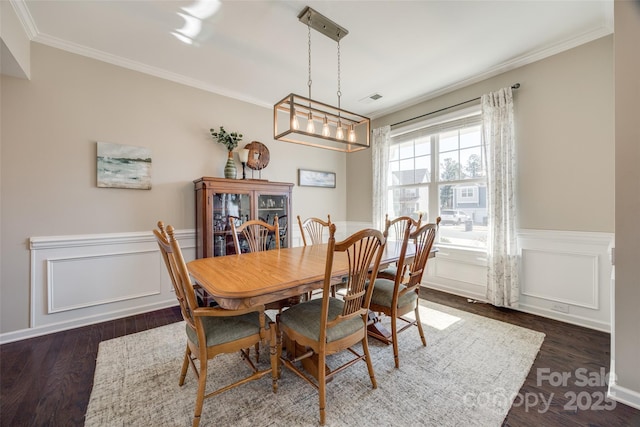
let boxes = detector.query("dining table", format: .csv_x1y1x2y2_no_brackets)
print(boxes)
187,239,428,379
187,239,413,310
189,239,419,330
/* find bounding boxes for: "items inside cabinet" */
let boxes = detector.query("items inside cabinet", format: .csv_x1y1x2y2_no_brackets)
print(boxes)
194,177,293,259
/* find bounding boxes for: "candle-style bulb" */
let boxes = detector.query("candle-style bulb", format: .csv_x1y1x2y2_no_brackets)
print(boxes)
348,124,356,142
291,107,299,130
322,116,331,137
336,120,344,140
306,112,315,133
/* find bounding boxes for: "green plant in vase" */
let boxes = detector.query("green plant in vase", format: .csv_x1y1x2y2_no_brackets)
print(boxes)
210,126,243,179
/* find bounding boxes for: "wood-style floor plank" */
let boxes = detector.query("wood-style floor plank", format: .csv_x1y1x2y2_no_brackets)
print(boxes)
418,288,640,427
1,293,639,426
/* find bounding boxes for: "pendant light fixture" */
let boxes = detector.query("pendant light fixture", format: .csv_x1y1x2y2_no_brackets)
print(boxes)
273,6,370,153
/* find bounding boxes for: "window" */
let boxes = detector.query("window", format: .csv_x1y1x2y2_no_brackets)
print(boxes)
458,186,479,203
386,106,487,249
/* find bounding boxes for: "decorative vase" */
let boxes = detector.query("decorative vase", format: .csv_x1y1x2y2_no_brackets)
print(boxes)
224,151,237,179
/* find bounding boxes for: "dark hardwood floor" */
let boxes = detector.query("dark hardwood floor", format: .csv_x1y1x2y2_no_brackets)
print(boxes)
1,288,639,426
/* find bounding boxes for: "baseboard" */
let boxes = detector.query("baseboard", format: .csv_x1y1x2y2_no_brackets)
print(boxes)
423,284,611,332
608,381,640,411
422,282,486,302
517,302,611,333
0,299,178,345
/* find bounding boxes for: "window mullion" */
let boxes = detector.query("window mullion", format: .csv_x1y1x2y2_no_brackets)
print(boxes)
429,134,439,223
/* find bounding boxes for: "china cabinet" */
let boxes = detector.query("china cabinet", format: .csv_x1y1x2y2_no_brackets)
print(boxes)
194,177,293,258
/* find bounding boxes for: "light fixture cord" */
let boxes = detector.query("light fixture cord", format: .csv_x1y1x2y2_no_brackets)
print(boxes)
307,14,312,102
336,36,341,113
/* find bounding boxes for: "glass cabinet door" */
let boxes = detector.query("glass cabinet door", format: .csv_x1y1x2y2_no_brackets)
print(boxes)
212,192,250,256
257,193,289,248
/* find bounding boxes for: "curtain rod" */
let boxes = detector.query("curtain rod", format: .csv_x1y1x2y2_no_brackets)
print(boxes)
390,83,520,128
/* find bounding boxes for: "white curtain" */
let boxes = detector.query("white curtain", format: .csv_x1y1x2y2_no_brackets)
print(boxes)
481,87,519,308
372,126,391,230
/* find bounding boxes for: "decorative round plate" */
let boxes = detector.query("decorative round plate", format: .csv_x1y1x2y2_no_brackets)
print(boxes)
245,141,270,170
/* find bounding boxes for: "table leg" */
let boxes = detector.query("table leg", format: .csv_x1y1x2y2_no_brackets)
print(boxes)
367,311,393,345
284,335,332,381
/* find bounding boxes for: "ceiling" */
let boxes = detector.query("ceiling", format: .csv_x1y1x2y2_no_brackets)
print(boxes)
12,0,613,118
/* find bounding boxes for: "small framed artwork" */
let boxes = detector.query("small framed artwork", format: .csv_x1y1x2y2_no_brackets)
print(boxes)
97,141,152,190
298,169,336,188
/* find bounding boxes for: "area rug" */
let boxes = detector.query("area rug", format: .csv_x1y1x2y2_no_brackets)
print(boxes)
85,301,544,426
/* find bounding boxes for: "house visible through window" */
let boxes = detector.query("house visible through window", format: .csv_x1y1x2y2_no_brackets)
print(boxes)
387,106,487,249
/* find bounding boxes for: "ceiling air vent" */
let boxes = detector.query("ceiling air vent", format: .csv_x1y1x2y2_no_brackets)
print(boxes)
359,93,383,104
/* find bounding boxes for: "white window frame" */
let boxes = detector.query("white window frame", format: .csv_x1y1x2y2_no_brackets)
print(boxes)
388,105,487,250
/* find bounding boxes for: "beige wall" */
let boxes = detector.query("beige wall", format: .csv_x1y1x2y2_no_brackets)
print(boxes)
0,43,347,333
348,36,615,234
614,0,640,402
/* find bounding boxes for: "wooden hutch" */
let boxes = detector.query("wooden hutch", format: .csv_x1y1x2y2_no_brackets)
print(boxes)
194,177,293,258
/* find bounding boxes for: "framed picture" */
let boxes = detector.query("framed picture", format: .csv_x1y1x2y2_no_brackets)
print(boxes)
97,141,152,190
298,169,336,188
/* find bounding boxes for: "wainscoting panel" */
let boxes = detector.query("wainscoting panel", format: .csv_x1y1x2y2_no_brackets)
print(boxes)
47,250,161,314
521,249,598,309
5,225,612,344
423,247,488,301
424,229,614,332
516,230,613,332
26,230,194,339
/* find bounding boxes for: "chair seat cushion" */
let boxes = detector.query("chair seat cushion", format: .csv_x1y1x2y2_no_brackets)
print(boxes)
187,311,271,347
370,278,418,309
377,265,397,279
278,298,363,343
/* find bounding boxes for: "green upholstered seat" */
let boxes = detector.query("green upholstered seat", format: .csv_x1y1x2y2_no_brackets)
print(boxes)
186,312,273,347
278,298,363,343
370,278,418,309
377,265,397,278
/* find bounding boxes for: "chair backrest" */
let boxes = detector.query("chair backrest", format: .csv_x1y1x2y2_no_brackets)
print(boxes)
320,224,386,333
231,216,280,253
383,213,423,241
153,221,198,330
275,214,288,243
297,214,332,246
399,222,438,296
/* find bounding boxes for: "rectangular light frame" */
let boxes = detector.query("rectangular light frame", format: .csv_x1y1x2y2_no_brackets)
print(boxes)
274,93,370,153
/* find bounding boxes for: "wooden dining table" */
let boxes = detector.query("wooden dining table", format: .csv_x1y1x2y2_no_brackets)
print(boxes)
187,240,418,343
187,240,412,310
187,240,430,380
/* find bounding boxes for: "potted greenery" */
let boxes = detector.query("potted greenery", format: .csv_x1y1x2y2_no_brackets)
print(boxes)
210,126,243,179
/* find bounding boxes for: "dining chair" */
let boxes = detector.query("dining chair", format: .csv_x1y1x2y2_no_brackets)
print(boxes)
230,216,299,311
376,213,422,281
276,224,386,425
153,221,277,427
230,216,280,253
297,214,331,246
268,214,288,248
369,220,438,368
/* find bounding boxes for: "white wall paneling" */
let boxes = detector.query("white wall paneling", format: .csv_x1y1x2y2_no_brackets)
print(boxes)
1,225,613,344
0,230,192,344
46,249,161,314
423,229,614,332
423,246,488,301
521,248,598,309
518,229,613,332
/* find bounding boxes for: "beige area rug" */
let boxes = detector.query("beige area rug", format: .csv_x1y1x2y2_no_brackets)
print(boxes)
85,301,544,426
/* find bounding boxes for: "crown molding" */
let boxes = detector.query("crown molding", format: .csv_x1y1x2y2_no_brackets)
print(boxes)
369,25,613,120
9,0,38,39
29,33,273,110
